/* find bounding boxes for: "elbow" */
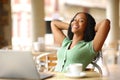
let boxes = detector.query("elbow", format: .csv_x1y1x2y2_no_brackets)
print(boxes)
105,19,110,23
50,20,61,28
104,19,111,30
50,20,57,29
50,20,55,27
104,19,110,25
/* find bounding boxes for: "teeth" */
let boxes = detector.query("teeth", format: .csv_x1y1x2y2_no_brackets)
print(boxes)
73,25,79,28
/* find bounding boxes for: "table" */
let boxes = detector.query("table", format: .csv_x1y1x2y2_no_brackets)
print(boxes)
0,71,104,80
46,64,120,80
0,65,119,80
46,71,106,80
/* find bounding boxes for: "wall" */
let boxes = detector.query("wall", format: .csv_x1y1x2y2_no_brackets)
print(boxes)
58,0,106,23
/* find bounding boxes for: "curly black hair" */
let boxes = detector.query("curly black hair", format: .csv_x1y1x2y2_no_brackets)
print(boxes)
67,12,96,42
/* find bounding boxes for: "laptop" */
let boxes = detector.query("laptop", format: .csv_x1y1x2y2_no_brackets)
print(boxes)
0,50,54,80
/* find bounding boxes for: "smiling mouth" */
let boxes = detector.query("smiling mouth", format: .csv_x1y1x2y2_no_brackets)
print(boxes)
73,25,79,29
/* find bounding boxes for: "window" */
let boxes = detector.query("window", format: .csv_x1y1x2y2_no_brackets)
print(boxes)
11,0,32,50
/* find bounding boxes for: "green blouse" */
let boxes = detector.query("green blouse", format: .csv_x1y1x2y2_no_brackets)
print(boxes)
54,38,97,72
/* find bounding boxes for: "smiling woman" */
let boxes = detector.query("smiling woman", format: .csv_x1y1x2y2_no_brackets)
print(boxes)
71,13,87,34
51,12,110,72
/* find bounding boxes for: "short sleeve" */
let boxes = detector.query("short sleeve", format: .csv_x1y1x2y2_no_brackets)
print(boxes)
88,41,98,56
61,38,71,47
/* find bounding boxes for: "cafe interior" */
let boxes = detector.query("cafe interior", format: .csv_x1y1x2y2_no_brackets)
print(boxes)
0,0,120,80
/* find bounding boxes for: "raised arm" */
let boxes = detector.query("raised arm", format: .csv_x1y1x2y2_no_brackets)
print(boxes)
51,20,69,45
93,19,110,52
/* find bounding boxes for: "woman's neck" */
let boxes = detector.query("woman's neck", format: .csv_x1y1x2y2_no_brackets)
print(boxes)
69,35,83,49
72,34,83,42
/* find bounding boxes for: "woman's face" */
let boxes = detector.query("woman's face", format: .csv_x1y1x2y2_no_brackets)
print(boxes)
71,13,87,34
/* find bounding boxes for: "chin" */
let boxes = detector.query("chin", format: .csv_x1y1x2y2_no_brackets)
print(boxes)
72,29,77,33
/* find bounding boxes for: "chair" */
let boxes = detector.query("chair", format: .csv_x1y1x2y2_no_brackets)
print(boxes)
91,62,102,74
36,52,104,75
85,62,102,74
36,52,57,72
36,52,102,74
85,51,103,74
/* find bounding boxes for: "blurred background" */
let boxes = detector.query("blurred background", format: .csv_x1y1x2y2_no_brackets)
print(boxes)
0,0,120,64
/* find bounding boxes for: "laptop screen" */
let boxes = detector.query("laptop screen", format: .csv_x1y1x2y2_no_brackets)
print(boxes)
0,50,40,79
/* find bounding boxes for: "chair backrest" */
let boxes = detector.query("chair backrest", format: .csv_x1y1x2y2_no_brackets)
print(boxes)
85,62,102,74
91,62,102,74
36,52,57,72
86,51,102,74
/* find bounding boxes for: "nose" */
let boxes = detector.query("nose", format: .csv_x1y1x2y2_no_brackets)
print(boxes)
73,20,79,24
71,21,79,27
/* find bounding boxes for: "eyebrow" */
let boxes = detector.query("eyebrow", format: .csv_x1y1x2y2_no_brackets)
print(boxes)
74,18,86,21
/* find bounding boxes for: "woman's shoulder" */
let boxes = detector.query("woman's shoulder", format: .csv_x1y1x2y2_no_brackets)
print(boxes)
78,41,95,52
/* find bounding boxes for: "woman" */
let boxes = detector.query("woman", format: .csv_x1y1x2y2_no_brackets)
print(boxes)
51,12,110,72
